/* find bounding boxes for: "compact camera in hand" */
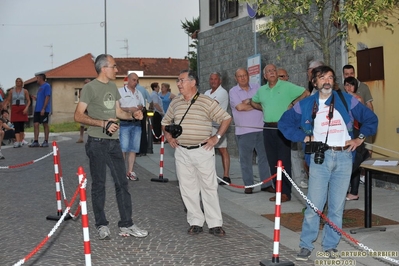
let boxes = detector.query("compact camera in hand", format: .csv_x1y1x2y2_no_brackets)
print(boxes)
165,124,183,139
305,141,329,165
105,121,117,137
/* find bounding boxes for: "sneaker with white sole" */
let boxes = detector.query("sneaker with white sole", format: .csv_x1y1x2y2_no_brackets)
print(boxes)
296,247,311,261
299,180,308,189
0,151,5,160
127,171,139,181
97,225,111,240
119,224,148,238
21,139,29,145
13,142,22,148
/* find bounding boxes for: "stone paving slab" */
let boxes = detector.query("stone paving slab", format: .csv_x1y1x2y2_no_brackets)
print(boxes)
0,136,315,266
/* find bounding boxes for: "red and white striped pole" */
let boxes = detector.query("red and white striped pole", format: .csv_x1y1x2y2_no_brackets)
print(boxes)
46,142,63,220
78,166,92,266
260,160,294,266
151,134,168,183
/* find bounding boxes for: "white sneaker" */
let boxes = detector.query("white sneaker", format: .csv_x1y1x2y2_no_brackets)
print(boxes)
119,224,148,238
21,139,29,145
97,225,111,240
299,180,308,189
126,171,139,181
360,175,365,184
0,151,4,159
13,142,21,148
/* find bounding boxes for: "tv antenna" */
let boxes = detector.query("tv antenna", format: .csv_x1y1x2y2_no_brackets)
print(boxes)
44,44,54,68
118,39,129,57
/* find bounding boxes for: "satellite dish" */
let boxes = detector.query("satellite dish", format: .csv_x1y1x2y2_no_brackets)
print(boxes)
246,2,258,18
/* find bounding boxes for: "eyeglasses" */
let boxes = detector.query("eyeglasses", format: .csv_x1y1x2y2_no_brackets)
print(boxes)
176,78,191,84
236,75,248,78
265,69,277,74
278,75,288,78
104,65,117,69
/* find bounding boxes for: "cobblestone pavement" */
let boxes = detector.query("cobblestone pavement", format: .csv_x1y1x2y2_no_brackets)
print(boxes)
1,134,394,265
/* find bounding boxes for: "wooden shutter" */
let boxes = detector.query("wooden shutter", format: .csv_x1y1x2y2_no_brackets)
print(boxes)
228,0,238,18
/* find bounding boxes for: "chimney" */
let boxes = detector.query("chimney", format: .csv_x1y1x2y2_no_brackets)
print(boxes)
139,58,143,66
168,57,172,64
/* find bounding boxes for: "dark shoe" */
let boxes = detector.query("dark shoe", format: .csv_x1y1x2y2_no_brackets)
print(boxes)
187,225,203,235
209,227,225,237
244,188,253,194
323,248,340,259
219,176,231,185
261,186,276,193
29,141,40,148
269,194,290,202
1,142,6,146
296,247,311,261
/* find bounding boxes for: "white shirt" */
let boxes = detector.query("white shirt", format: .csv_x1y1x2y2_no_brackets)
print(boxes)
118,85,144,108
204,85,229,127
313,98,351,147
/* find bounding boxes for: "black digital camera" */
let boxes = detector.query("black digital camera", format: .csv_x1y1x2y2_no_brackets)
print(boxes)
165,124,182,138
305,141,329,164
105,121,117,137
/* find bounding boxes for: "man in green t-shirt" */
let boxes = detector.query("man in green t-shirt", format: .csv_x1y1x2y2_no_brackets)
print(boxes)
74,54,148,240
251,64,308,202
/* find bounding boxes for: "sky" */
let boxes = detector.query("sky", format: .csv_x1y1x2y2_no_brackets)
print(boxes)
0,0,199,91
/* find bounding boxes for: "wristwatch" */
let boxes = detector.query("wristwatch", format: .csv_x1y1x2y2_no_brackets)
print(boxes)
358,133,365,140
216,134,222,140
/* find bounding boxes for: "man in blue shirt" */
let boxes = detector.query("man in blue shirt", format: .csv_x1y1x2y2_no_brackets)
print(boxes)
278,65,378,261
30,73,51,147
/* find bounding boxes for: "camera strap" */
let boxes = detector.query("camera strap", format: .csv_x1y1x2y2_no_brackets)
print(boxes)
178,92,199,126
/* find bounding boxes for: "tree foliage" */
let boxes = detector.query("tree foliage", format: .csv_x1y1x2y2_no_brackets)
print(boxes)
181,17,200,71
242,0,399,65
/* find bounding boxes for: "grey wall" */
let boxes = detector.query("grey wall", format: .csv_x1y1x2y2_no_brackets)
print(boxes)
197,16,342,157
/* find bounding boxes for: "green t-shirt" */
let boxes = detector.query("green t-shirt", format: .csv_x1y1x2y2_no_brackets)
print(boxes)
80,79,121,139
252,79,305,122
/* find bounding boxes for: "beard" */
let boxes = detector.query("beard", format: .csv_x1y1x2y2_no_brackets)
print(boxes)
319,83,332,94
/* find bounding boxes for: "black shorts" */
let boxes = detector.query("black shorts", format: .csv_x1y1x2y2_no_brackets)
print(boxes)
33,112,50,124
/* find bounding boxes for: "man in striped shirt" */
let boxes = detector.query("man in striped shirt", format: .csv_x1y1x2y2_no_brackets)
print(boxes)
162,69,232,237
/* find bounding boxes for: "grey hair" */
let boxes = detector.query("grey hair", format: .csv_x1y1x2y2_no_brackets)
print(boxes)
94,54,111,74
209,71,222,81
308,60,324,69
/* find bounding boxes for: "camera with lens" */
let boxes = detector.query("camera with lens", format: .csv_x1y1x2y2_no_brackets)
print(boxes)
105,121,117,137
165,124,183,138
305,141,329,164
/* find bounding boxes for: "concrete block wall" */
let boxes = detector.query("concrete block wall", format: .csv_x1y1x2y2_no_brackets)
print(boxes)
197,16,342,157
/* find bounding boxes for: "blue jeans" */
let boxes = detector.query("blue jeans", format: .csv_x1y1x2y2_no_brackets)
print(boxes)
299,149,352,251
85,136,133,228
119,121,142,153
236,132,272,188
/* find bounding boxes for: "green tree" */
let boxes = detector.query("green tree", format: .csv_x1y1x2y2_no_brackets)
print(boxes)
243,0,399,65
181,17,200,71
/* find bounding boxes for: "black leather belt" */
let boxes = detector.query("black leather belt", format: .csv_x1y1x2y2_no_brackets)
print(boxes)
328,145,350,151
120,119,134,122
179,142,208,150
88,136,113,141
264,122,278,128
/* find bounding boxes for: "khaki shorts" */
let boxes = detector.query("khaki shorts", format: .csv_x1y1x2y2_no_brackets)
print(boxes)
212,127,227,148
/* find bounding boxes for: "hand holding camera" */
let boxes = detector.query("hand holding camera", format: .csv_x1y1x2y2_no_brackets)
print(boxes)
104,120,119,137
